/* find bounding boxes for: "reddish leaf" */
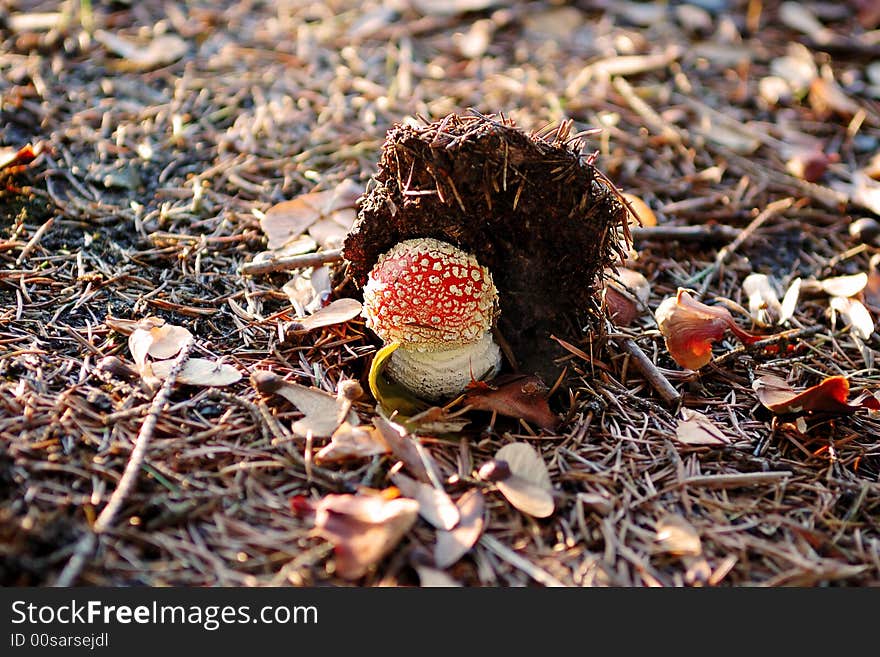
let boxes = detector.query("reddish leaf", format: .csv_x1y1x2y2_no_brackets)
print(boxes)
291,492,419,580
753,375,865,415
462,374,559,431
655,289,759,370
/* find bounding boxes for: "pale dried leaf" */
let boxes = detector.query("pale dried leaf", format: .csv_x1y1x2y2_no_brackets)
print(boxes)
494,443,552,491
743,273,782,325
779,277,801,324
434,489,485,568
251,370,358,438
414,565,462,587
288,298,363,332
151,358,242,387
372,416,433,483
314,422,389,464
830,296,875,340
304,493,419,580
656,515,702,556
820,273,868,298
675,409,731,446
496,476,555,518
390,472,459,530
94,30,188,71
494,443,554,518
145,323,193,360
410,0,500,16
308,208,357,249
260,196,323,251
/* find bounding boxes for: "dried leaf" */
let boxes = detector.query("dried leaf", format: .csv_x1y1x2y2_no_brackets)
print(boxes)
434,489,485,568
655,289,758,370
251,370,358,438
621,193,657,227
94,30,188,72
390,472,459,530
779,277,801,325
656,515,702,557
410,0,499,16
373,416,434,483
401,406,471,434
287,298,363,332
753,374,857,415
151,358,241,387
259,180,360,252
292,493,419,580
743,274,782,325
127,318,192,372
314,422,389,464
675,409,731,446
809,67,861,119
830,296,875,340
462,374,559,431
413,565,462,587
604,268,651,326
819,273,868,298
494,443,554,518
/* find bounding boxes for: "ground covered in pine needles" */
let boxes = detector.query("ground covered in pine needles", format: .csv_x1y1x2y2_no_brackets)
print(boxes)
2,0,880,586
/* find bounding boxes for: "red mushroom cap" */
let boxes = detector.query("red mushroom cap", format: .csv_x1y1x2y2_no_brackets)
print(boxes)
362,238,497,349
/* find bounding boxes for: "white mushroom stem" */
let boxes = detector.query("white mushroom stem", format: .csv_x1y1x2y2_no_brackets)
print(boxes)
385,333,502,402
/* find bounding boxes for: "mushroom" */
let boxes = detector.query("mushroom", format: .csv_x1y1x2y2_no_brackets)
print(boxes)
362,237,502,401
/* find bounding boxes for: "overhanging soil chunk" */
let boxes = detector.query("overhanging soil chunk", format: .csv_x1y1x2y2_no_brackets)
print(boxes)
344,112,626,381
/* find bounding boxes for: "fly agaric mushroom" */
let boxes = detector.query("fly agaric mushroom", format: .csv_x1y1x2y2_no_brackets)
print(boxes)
362,237,501,401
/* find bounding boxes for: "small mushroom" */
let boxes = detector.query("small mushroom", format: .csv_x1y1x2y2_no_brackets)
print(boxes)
362,237,502,401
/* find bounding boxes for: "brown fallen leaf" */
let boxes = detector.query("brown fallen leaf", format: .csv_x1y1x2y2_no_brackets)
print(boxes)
372,416,435,483
462,374,559,431
753,374,880,415
621,192,657,227
819,273,868,298
743,274,782,326
655,289,759,370
604,267,651,326
434,489,485,569
94,30,188,72
291,492,419,580
675,409,731,446
127,317,193,374
830,296,875,340
151,358,241,387
259,179,361,251
286,298,363,333
492,443,554,518
314,422,389,464
655,515,702,557
390,471,459,530
251,370,358,438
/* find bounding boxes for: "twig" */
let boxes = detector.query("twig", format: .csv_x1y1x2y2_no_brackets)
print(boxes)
678,471,792,489
697,197,794,298
54,338,195,587
16,216,55,265
240,248,343,276
620,338,681,406
479,534,566,587
631,224,741,243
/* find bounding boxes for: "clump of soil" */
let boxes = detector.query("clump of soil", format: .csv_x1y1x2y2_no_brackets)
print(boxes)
344,112,627,381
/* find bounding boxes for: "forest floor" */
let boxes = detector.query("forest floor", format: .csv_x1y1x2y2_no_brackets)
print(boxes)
2,0,880,587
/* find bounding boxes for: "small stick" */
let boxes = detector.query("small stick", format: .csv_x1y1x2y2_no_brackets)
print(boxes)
240,248,343,276
479,534,566,587
16,216,55,265
697,197,794,298
631,224,741,243
678,471,792,489
54,338,195,587
620,338,681,406
708,324,825,369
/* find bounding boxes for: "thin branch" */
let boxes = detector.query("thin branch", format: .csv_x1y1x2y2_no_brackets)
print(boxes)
239,248,343,276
